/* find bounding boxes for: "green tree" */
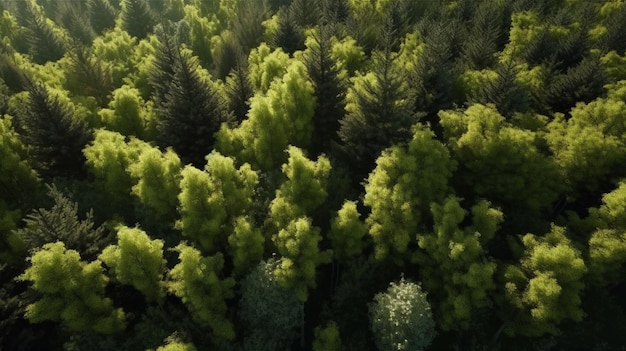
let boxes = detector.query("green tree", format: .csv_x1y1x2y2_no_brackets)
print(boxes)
100,225,166,303
19,242,126,334
312,321,342,351
98,84,155,139
177,152,258,254
364,127,454,262
62,44,114,108
338,45,418,176
328,200,367,262
217,60,316,171
151,27,231,167
440,104,563,214
228,216,264,276
239,259,303,351
415,197,502,331
120,0,156,39
369,279,436,351
16,83,92,178
88,0,117,34
16,0,66,64
167,244,235,340
502,225,587,336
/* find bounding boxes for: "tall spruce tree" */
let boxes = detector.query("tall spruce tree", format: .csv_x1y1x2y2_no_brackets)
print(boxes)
88,0,117,34
17,0,66,64
120,0,156,39
16,83,92,178
150,26,232,167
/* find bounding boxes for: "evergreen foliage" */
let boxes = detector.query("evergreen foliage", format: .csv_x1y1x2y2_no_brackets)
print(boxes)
120,0,156,39
88,0,117,34
17,0,66,64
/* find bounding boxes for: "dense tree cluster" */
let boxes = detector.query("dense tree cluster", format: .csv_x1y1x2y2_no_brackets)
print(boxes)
1,0,626,350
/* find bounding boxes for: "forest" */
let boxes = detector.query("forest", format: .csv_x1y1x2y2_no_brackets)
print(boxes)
1,0,626,350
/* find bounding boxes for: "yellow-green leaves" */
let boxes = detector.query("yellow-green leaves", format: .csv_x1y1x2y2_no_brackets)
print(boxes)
100,226,166,302
20,242,126,334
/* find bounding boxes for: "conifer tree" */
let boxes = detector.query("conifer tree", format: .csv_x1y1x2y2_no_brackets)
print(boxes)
55,2,96,46
17,0,66,64
271,8,305,54
63,44,114,107
224,55,253,123
120,0,156,39
338,43,418,176
328,200,367,262
88,0,117,34
302,26,347,156
16,83,92,178
19,242,126,334
151,27,232,167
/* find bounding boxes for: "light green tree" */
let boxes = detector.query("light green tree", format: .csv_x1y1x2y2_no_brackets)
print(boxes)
217,61,316,171
272,217,332,301
503,225,587,336
19,242,126,334
177,152,258,254
415,197,502,331
99,225,166,303
167,243,235,340
369,279,436,351
228,216,264,276
364,126,455,262
312,321,342,351
98,84,156,139
328,200,367,262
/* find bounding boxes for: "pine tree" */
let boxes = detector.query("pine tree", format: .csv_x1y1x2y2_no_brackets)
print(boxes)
88,0,117,34
338,43,418,177
55,1,96,46
17,0,66,64
150,28,231,167
224,54,253,123
120,0,156,39
302,26,346,156
63,43,114,107
16,83,92,178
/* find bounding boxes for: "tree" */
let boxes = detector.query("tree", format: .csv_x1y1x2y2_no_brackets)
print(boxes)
18,242,126,334
440,104,563,214
14,185,110,261
88,0,117,34
312,321,342,351
502,225,587,336
328,200,367,262
217,61,316,171
227,216,264,276
62,44,114,107
120,0,156,39
16,0,66,64
100,225,166,303
272,217,332,301
55,2,96,45
369,279,436,351
167,244,235,340
338,45,418,176
177,153,258,254
415,197,502,331
150,27,231,167
239,259,303,351
98,84,155,139
364,126,455,262
301,26,347,156
15,83,92,178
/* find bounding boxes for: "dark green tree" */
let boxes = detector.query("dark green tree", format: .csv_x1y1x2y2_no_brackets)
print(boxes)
14,185,110,261
16,83,92,178
88,0,117,34
150,27,232,167
16,0,66,64
338,45,418,177
63,43,114,107
55,1,96,46
120,0,156,39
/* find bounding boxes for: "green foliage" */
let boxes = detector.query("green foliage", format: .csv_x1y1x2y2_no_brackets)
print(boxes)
328,200,366,262
177,153,258,254
19,242,126,334
14,185,110,260
155,337,197,351
369,278,436,351
247,43,291,93
98,84,155,138
88,0,117,34
272,217,332,301
440,104,563,213
0,115,39,206
228,216,264,276
312,321,342,351
415,197,502,331
62,44,114,108
239,259,303,351
16,83,92,178
17,0,66,64
100,225,165,302
128,146,182,222
120,0,156,39
167,244,235,340
217,60,316,171
338,46,418,173
503,225,587,336
364,127,454,262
